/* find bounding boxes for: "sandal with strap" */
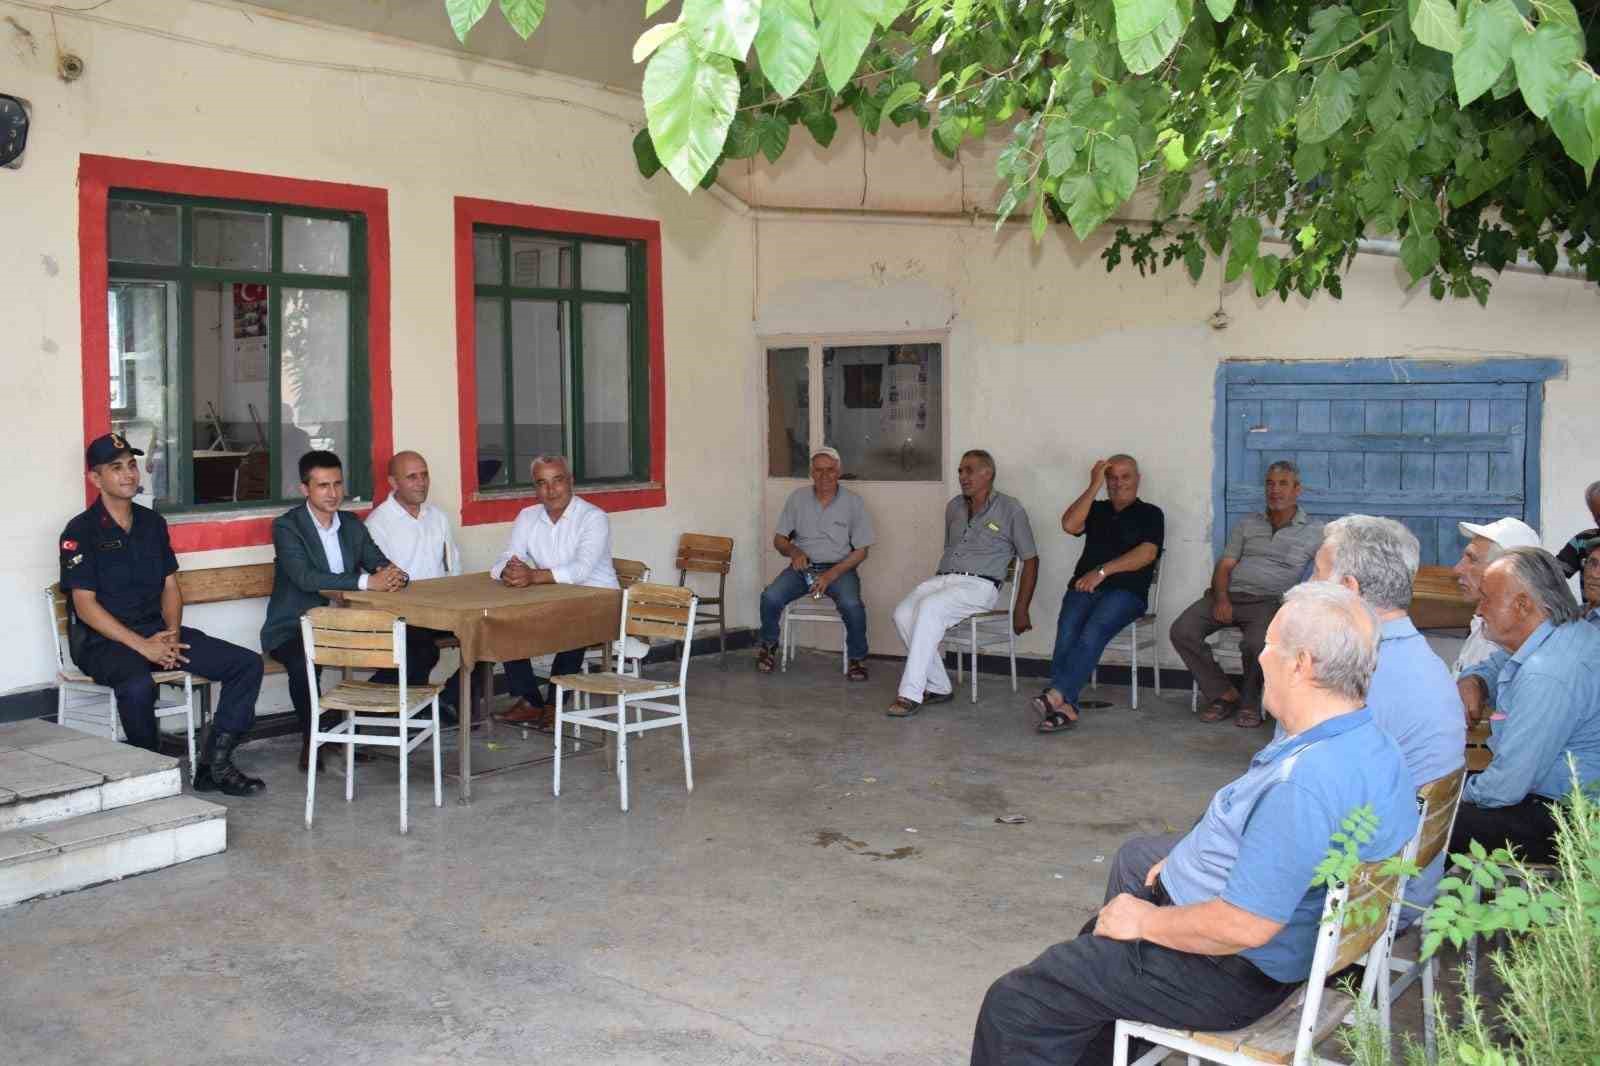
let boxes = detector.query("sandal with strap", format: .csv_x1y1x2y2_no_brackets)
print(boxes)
886,697,920,718
1235,706,1265,728
847,660,869,682
1037,710,1075,734
1028,689,1077,724
1198,697,1239,724
755,644,777,673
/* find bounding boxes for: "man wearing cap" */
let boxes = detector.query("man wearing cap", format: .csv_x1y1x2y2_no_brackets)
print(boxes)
1451,517,1543,680
755,446,874,681
59,433,266,795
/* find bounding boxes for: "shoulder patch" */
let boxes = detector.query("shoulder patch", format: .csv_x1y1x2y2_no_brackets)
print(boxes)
61,539,78,551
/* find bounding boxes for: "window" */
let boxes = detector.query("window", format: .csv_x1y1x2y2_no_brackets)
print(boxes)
765,338,944,482
453,197,665,525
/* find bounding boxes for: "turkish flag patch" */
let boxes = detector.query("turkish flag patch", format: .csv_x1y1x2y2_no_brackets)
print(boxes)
61,539,78,551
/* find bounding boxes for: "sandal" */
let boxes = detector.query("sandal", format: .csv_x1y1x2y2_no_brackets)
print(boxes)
922,690,954,706
1037,710,1075,734
886,697,920,717
847,660,869,682
1028,689,1078,724
1235,707,1264,728
1199,697,1239,724
755,644,777,673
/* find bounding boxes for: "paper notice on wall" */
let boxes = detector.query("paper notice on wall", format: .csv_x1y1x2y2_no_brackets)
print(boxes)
232,283,269,382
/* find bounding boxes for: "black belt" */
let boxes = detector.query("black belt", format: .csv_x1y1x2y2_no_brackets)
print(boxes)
936,570,1002,588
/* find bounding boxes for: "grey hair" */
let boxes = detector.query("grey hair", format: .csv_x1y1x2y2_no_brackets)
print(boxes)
1322,515,1420,612
1277,582,1382,703
1497,547,1582,625
1106,453,1140,473
1586,480,1600,501
961,449,996,476
1266,460,1301,483
528,454,572,478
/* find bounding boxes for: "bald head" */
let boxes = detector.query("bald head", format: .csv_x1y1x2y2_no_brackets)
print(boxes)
386,451,430,512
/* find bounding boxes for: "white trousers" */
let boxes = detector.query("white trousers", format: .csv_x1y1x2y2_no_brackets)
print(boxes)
892,574,999,702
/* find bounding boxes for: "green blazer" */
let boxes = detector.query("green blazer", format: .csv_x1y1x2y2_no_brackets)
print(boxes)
260,504,391,654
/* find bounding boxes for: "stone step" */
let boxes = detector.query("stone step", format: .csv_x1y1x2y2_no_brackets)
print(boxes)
0,794,226,908
0,720,181,833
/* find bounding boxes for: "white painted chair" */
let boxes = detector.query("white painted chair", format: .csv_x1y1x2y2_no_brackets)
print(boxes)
45,584,197,781
780,594,849,676
1191,627,1246,713
939,558,1020,704
1091,559,1164,708
581,558,653,680
301,607,442,835
1112,814,1422,1066
553,583,698,812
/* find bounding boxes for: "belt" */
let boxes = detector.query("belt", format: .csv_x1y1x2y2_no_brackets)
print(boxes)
937,570,1001,588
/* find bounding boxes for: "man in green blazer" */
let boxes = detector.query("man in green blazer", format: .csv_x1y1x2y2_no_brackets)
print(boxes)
262,450,408,771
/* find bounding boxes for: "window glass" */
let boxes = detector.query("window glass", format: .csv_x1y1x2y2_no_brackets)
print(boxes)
108,201,179,265
283,216,350,275
280,288,350,497
192,208,270,270
473,234,502,285
190,281,273,503
509,300,568,477
581,303,631,478
474,298,508,487
508,235,571,288
821,343,942,481
581,243,628,292
109,281,179,507
766,347,810,478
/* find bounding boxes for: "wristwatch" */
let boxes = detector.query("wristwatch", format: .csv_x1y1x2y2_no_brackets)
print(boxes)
1097,567,1106,578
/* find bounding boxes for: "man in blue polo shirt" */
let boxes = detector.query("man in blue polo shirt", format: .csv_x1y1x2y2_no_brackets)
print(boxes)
972,583,1416,1066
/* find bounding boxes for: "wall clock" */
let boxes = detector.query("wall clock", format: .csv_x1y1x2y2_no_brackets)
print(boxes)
0,95,30,169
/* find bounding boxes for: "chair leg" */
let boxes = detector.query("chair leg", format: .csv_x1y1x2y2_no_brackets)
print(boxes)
431,697,443,809
780,608,790,672
1008,633,1017,693
344,711,355,803
399,711,409,835
184,680,198,785
1190,681,1198,713
1131,627,1140,710
1091,666,1099,691
304,725,318,829
617,698,630,812
1422,955,1437,1062
553,687,564,797
680,696,693,793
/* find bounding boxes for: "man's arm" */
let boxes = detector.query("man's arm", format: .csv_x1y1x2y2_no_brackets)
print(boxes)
160,573,183,632
813,547,868,598
274,518,364,594
354,520,394,575
1463,669,1577,808
528,508,613,586
1072,543,1159,593
1211,557,1239,623
1095,894,1283,955
490,513,530,582
69,589,183,667
774,532,809,570
1061,461,1106,536
1012,556,1039,635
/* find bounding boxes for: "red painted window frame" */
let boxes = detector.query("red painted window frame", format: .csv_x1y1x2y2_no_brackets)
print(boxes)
454,196,666,526
78,154,392,552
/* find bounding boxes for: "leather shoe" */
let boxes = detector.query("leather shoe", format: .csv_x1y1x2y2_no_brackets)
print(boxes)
496,697,555,730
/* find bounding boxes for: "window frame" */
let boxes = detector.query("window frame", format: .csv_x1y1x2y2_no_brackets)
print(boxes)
453,197,666,526
78,154,393,552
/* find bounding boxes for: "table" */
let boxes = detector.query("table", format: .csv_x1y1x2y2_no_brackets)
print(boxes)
333,573,621,802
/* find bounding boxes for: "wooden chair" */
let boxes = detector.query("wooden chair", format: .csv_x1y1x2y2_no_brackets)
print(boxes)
552,583,698,812
675,533,732,662
44,584,198,780
300,607,442,834
232,448,269,502
1385,766,1467,1064
1465,720,1492,772
1092,558,1164,708
939,558,1020,703
582,558,653,678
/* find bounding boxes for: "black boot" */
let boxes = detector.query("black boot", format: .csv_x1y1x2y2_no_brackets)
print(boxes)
194,729,265,796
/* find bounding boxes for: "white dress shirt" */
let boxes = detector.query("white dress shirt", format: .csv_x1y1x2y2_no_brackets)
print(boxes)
365,496,461,581
307,504,369,590
1452,615,1497,678
490,495,619,589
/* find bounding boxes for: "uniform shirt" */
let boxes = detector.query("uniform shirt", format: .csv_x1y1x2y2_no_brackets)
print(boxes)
489,495,620,590
776,486,874,564
1453,616,1499,678
1222,508,1325,598
1159,708,1416,983
1071,498,1165,599
1462,619,1600,806
59,498,178,631
1555,527,1600,578
365,496,461,581
937,491,1037,583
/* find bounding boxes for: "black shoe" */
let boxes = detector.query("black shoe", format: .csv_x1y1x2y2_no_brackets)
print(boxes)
437,701,460,728
194,729,265,797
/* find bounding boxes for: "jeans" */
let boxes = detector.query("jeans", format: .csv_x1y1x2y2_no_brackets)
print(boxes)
80,624,263,750
759,566,869,661
1049,588,1147,705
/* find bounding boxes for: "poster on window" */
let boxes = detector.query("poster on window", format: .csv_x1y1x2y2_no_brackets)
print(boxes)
232,283,269,382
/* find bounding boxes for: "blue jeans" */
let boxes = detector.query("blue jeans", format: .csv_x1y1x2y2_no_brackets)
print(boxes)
1050,588,1146,705
759,566,868,661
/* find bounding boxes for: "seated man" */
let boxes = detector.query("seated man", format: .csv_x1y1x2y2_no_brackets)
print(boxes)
1172,460,1322,728
1310,515,1464,920
1585,551,1600,627
755,446,873,681
888,449,1037,717
262,450,407,773
1030,455,1162,734
61,434,266,796
972,584,1417,1065
1450,517,1542,678
363,450,476,724
490,454,620,731
1453,547,1600,863
1554,479,1600,579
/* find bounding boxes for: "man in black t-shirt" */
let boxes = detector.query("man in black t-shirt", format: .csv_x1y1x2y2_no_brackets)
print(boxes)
1555,480,1600,578
1030,455,1164,734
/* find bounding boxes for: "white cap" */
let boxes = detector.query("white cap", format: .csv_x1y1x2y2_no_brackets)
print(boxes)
1458,517,1541,550
811,445,842,465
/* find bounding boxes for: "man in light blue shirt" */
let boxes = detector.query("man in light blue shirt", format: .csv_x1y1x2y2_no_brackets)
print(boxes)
972,584,1417,1066
1453,547,1600,863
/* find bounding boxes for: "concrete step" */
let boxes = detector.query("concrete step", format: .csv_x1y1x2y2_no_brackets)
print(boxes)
0,720,181,833
0,794,226,908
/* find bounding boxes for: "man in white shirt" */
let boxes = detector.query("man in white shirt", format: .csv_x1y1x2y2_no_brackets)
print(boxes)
1451,517,1542,685
365,450,473,724
491,454,620,729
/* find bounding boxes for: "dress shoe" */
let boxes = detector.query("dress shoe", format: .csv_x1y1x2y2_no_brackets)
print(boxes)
496,697,555,730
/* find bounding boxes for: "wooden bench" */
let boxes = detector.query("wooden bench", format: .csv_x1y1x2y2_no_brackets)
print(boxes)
1409,564,1475,630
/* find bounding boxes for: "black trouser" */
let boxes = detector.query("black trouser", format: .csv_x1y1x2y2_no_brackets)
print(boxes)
1450,795,1562,865
268,634,322,742
78,624,263,752
971,834,1297,1066
504,649,588,707
366,625,469,706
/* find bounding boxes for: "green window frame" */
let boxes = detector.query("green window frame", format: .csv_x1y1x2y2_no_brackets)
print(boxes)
471,224,651,489
106,190,370,513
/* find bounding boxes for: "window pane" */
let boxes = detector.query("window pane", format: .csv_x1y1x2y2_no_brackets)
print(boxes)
108,281,179,507
766,347,809,478
283,216,350,275
821,343,942,481
509,300,568,481
581,242,628,292
473,234,502,285
193,208,270,270
508,236,571,288
581,303,631,479
108,200,179,265
191,282,273,504
281,288,350,498
474,297,508,487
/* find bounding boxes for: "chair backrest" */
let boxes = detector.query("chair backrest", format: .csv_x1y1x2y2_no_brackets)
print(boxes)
1329,859,1407,973
1466,721,1493,772
1000,557,1021,613
44,583,71,671
176,563,276,604
618,583,699,684
1143,556,1162,620
301,606,403,670
234,449,270,502
1415,766,1468,869
613,557,650,590
676,534,733,577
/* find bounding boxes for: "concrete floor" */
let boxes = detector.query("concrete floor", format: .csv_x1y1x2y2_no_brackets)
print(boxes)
0,652,1460,1065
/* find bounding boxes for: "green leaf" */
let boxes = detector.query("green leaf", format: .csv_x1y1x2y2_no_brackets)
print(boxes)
1184,240,1205,280
634,21,685,63
499,0,546,38
642,34,741,191
877,0,909,26
1062,173,1116,240
1097,134,1141,203
1512,22,1583,117
682,0,764,60
1252,253,1282,297
881,81,924,120
1293,139,1327,180
1115,0,1192,75
995,186,1022,225
1297,63,1360,144
446,0,492,42
1455,0,1523,106
1031,194,1049,242
1411,0,1463,54
1535,0,1581,33
646,0,676,15
813,0,879,92
722,113,761,158
632,128,663,178
1204,0,1235,19
1302,5,1359,61
756,112,791,162
1045,118,1078,177
1550,71,1599,181
1410,198,1442,234
802,106,838,146
1225,215,1261,282
754,0,819,97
